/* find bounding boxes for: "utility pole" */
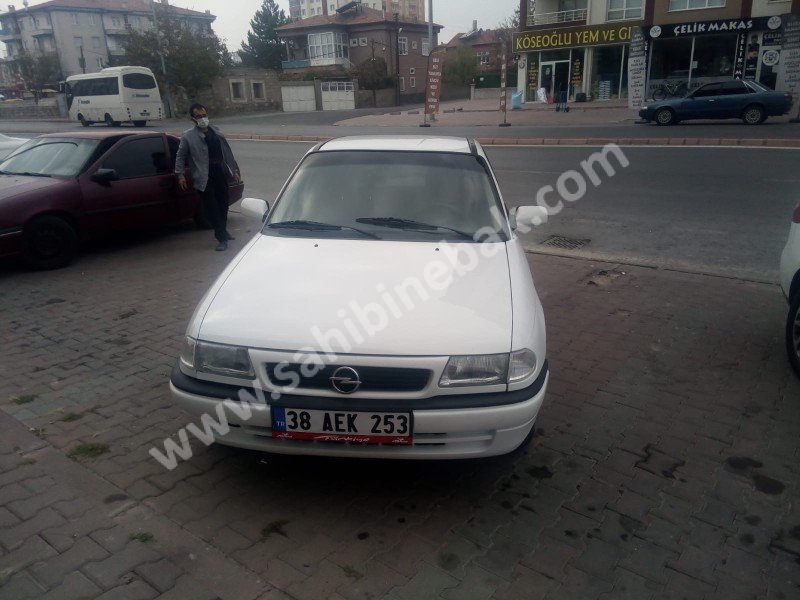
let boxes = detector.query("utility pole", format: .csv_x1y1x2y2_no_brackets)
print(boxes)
151,0,175,118
394,12,400,106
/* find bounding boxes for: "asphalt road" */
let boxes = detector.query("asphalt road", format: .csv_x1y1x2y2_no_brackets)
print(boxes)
231,140,799,282
2,110,800,139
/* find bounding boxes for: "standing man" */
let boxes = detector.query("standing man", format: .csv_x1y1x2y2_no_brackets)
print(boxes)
176,103,241,251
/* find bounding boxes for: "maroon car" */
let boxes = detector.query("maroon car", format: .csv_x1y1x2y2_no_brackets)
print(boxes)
0,131,244,269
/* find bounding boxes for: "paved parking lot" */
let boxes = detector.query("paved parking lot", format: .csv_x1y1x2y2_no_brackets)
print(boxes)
0,212,798,599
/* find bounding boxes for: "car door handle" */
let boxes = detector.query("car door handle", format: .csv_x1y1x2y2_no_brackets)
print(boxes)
708,99,716,102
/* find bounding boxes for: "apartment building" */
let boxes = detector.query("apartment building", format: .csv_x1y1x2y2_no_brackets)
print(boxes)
278,4,440,103
293,0,425,23
514,0,799,102
0,0,215,80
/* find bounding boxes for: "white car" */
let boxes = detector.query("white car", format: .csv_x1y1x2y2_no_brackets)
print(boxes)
170,136,549,459
780,201,800,377
0,133,27,160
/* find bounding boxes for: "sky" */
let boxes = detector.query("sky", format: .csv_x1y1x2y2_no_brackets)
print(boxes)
1,0,518,53
183,0,519,49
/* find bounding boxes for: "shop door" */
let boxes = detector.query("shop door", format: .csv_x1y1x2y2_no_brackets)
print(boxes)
539,61,570,101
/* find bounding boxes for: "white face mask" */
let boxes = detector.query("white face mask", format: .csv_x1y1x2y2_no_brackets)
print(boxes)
195,116,210,128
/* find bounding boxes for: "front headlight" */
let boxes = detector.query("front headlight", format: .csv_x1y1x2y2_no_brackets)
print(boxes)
180,336,196,369
641,105,649,110
439,354,509,387
194,340,255,379
509,348,537,383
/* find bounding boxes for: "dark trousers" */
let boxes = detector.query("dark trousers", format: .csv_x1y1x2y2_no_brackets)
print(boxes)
201,167,230,243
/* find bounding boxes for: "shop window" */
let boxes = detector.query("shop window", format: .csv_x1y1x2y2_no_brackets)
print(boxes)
607,0,642,21
691,34,737,82
668,0,725,10
591,45,625,100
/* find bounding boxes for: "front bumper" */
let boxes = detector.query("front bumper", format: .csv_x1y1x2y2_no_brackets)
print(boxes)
169,361,549,459
638,108,654,121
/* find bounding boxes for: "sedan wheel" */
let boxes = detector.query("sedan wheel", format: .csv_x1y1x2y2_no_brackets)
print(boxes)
787,294,800,378
24,215,78,270
655,108,674,126
742,105,765,125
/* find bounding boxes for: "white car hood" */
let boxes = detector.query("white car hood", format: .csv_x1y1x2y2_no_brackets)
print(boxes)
197,235,513,356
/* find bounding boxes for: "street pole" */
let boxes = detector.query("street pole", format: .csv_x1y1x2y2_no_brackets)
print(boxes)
151,0,175,118
79,45,86,73
394,12,400,107
427,0,435,122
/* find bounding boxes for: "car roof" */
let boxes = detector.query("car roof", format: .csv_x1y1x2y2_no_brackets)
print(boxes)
319,136,473,154
39,131,170,140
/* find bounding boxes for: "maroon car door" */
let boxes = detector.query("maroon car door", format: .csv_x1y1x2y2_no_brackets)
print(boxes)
79,135,176,231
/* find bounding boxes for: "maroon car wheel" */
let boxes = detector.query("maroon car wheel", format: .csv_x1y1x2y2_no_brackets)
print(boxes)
24,216,78,270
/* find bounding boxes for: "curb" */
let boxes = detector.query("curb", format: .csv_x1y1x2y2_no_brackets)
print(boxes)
218,133,800,148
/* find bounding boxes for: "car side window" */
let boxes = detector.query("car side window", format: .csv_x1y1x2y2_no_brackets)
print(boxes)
720,81,748,96
693,83,722,98
101,137,168,179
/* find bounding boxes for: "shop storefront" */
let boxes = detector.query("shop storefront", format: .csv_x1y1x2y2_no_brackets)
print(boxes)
513,21,641,102
645,16,786,97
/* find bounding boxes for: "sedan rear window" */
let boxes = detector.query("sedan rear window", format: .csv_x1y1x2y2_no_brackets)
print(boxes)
268,151,508,242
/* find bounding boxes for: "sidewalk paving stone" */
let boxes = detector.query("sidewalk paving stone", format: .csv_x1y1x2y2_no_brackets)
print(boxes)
0,222,799,598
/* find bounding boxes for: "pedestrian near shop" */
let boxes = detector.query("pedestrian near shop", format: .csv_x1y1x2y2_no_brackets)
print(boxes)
175,103,241,251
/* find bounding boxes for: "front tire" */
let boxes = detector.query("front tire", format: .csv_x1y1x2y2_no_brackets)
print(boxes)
24,215,78,270
655,108,675,126
787,293,800,378
742,105,765,125
104,113,121,127
78,114,91,127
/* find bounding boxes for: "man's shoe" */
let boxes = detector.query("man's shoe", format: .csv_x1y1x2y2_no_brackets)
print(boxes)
215,241,228,251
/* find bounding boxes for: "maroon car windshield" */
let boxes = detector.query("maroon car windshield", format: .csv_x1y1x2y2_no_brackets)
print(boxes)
0,137,101,178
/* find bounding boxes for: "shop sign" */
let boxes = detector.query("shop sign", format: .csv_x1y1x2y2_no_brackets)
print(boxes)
571,57,583,88
763,50,780,67
424,50,445,115
763,32,782,47
778,13,800,115
649,16,781,39
628,27,648,109
734,33,747,79
513,22,639,52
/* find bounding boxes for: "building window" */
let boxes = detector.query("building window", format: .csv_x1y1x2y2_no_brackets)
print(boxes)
111,16,121,27
477,52,490,66
399,37,408,55
230,80,246,102
410,76,416,88
96,57,104,68
307,32,348,60
89,14,97,26
71,13,79,25
74,36,83,49
607,0,642,21
668,0,725,10
252,81,266,101
400,76,405,91
422,39,430,56
91,37,101,49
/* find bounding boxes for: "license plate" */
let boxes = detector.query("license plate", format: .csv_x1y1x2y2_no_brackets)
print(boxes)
271,408,412,444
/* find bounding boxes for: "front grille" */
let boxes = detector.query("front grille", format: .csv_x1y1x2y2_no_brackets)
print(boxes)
264,363,431,393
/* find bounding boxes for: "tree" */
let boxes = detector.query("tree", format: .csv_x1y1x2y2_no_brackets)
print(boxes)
443,45,478,86
239,0,289,69
353,56,392,106
497,7,521,45
16,51,62,95
120,9,228,99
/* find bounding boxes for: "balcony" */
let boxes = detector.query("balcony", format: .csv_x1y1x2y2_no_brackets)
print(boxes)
527,9,588,27
0,27,21,41
282,59,311,69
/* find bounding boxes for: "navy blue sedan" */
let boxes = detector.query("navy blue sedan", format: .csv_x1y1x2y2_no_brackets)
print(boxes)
639,80,793,126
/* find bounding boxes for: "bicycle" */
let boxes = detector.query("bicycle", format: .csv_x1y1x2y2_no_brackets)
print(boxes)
652,80,689,100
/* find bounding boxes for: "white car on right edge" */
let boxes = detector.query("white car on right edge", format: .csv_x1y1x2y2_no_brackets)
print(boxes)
780,201,800,377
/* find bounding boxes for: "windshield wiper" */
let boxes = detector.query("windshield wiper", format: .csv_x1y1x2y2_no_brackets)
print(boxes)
268,220,380,240
356,217,474,240
0,171,52,178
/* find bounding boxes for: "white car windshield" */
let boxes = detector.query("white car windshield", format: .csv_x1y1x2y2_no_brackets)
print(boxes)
0,137,100,178
267,150,509,242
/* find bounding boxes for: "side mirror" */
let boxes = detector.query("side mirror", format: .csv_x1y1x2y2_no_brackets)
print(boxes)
240,197,270,222
510,206,548,230
91,168,118,183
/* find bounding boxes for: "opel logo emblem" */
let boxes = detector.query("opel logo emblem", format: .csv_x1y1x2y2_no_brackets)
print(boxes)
330,367,361,394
